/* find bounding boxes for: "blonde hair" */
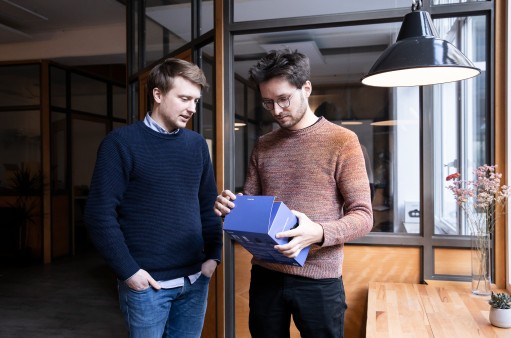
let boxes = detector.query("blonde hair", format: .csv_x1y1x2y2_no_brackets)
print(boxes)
148,58,208,106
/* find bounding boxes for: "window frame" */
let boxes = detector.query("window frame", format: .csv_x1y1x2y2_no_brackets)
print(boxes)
222,0,496,292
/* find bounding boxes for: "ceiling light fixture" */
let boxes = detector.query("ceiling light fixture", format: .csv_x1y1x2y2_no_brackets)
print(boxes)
341,120,364,126
361,0,480,87
370,119,418,126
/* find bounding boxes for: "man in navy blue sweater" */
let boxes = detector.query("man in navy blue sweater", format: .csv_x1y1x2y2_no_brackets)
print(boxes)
84,58,222,338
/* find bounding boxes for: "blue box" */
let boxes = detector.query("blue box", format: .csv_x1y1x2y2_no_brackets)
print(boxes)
223,195,310,266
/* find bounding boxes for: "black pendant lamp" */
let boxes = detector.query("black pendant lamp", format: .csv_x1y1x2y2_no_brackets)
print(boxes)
361,0,481,87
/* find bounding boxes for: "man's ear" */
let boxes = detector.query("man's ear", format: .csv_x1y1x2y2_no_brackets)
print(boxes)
303,80,312,98
153,88,162,103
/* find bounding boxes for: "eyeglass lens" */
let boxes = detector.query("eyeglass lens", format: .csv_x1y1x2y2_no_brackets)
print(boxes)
262,90,297,111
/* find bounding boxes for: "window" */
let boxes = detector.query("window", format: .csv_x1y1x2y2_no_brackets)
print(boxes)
229,2,493,289
433,16,488,236
0,65,40,106
233,23,423,234
199,42,216,164
71,74,108,115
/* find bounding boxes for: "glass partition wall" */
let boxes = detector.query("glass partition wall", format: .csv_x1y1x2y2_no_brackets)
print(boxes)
0,61,126,264
124,0,496,337
51,65,127,257
126,2,218,338
231,10,490,238
227,3,493,336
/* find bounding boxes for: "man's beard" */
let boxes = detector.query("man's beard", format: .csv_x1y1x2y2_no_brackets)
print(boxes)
276,95,307,129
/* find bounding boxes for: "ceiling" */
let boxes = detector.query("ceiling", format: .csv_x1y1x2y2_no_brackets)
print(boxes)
0,0,411,85
0,0,125,43
0,0,126,64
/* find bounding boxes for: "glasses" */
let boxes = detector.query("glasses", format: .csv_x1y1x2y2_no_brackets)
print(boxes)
261,89,300,111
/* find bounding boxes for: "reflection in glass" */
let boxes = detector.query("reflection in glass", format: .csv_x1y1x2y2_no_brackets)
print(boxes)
145,17,166,67
130,80,139,122
0,110,41,192
113,85,127,119
434,16,487,235
71,118,107,253
72,119,107,188
51,112,67,191
0,65,40,107
202,47,214,110
433,0,487,4
129,0,140,74
233,24,401,86
144,0,191,65
113,122,126,130
247,87,256,120
233,0,409,22
50,66,66,108
201,43,215,164
71,74,107,115
234,77,259,193
235,79,244,118
234,23,419,234
234,120,246,192
234,79,246,192
201,0,214,34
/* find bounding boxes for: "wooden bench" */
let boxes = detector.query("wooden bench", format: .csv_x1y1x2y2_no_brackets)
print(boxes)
366,281,511,337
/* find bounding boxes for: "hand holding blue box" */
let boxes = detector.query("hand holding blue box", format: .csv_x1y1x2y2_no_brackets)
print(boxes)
223,195,310,266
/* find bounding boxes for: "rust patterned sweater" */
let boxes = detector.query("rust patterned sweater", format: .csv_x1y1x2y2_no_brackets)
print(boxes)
244,117,373,279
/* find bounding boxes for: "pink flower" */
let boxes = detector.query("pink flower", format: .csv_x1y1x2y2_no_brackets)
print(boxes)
446,172,461,181
446,164,508,235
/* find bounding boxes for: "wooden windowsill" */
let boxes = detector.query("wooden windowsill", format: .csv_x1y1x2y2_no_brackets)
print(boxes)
424,279,496,288
366,281,510,337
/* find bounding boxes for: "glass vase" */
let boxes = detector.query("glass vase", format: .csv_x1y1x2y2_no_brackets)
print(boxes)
471,231,491,296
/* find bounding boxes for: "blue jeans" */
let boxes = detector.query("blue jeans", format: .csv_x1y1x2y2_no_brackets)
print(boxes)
249,265,347,338
118,274,210,338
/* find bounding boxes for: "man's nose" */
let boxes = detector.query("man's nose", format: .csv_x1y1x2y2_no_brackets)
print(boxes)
273,104,284,116
188,101,197,113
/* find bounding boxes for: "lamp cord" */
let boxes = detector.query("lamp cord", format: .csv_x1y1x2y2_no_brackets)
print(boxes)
411,0,423,11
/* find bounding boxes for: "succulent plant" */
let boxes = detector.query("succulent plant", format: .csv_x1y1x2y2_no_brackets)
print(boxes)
489,292,511,309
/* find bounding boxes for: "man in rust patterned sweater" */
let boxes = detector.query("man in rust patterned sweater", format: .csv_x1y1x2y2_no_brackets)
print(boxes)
214,49,373,338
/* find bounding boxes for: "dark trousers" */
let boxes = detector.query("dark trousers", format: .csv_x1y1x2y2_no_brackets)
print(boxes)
249,265,347,338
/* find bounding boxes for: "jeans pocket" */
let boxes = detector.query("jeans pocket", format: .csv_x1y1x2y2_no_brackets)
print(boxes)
128,286,152,294
200,273,212,280
118,281,152,294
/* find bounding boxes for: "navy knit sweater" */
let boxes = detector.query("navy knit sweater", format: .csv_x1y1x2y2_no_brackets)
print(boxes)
84,121,223,281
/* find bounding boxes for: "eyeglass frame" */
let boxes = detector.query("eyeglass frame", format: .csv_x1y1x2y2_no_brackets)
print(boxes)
261,88,301,111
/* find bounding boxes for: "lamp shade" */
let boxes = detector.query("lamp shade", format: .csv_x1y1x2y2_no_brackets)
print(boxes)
361,10,481,87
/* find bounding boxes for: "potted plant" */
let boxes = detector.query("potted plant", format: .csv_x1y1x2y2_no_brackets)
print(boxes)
488,292,511,328
6,164,43,262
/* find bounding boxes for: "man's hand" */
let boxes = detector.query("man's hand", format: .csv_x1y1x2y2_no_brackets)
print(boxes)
274,210,324,258
213,190,241,217
201,259,218,278
125,269,161,291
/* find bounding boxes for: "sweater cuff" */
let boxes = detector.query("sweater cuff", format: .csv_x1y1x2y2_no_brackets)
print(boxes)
205,245,223,264
318,221,337,247
123,269,140,282
317,222,325,246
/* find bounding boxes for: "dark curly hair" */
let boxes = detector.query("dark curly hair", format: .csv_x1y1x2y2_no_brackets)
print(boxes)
248,49,310,88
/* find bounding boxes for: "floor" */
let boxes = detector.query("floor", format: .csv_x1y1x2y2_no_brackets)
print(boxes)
0,251,128,338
